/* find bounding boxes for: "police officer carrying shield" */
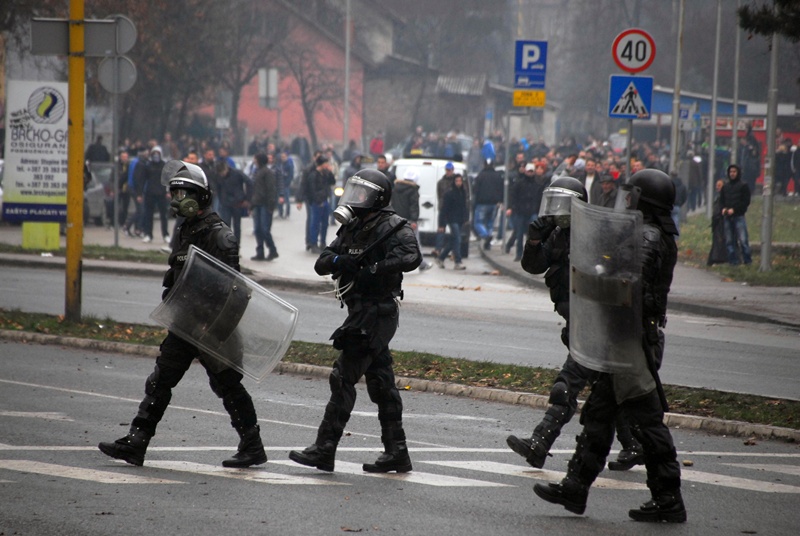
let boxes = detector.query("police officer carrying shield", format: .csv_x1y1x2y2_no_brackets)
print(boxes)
289,169,422,473
506,176,645,472
533,169,686,523
98,160,267,469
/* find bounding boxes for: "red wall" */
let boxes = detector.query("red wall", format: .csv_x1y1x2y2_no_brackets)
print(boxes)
200,23,363,151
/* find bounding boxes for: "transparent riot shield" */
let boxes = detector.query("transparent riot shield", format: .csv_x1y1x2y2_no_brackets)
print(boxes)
150,245,298,382
569,200,646,374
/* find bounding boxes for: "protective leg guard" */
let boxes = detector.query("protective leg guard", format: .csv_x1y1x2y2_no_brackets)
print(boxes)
533,477,589,515
98,427,151,467
362,423,412,473
506,402,570,468
222,424,267,468
628,490,686,523
289,441,337,472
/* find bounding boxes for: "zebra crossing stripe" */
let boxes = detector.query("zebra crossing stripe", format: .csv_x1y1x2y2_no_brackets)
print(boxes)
0,460,181,484
420,461,647,490
628,466,800,494
144,460,346,485
271,460,511,487
725,463,800,478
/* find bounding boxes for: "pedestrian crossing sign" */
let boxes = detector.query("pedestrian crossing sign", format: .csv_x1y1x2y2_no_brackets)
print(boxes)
608,75,653,119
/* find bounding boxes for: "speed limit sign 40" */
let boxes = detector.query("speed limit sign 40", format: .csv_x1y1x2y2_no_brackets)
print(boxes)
612,28,656,74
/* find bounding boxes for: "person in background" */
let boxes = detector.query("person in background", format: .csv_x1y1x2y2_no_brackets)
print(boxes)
250,152,279,261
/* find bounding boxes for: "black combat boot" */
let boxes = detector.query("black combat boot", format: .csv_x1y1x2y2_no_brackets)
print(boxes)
608,444,644,471
98,427,152,466
363,424,412,473
533,477,589,515
222,424,267,468
628,490,687,523
289,441,337,472
608,416,644,471
506,434,550,469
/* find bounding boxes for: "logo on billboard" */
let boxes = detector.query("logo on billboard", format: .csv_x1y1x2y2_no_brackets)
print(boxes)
27,86,66,124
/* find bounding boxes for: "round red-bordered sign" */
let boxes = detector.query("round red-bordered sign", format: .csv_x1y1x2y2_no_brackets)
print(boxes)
612,28,656,74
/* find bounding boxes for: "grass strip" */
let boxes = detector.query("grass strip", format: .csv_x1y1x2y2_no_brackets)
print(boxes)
1,309,796,431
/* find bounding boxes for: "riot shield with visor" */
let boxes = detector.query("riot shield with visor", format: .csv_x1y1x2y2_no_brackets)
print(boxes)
150,245,298,381
569,199,646,374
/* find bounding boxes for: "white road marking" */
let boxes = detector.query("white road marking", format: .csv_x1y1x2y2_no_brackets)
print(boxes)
725,463,800,478
0,460,181,484
420,460,647,490
272,459,510,487
629,466,800,493
144,460,345,485
0,411,73,421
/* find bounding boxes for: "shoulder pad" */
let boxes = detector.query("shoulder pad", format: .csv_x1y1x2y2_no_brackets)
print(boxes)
216,225,239,252
642,224,662,245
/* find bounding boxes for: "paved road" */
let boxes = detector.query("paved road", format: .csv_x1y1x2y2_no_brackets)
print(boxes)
1,265,798,401
0,344,798,536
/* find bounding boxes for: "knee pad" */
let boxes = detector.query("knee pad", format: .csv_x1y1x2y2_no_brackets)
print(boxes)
548,381,570,406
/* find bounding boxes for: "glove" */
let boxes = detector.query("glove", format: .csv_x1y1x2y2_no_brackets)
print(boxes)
528,218,555,242
333,254,361,274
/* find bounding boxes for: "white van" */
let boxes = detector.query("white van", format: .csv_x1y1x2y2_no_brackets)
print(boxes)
390,157,469,253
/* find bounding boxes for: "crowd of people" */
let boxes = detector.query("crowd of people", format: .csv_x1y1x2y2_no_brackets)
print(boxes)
83,122,798,273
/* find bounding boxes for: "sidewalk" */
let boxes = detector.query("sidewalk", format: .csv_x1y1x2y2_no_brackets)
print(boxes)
0,211,798,329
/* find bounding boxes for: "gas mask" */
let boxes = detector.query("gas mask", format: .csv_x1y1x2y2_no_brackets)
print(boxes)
170,189,200,218
333,205,370,225
151,152,162,163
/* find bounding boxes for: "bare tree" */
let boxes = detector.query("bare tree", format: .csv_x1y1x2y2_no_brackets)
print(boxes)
277,38,350,152
207,0,288,152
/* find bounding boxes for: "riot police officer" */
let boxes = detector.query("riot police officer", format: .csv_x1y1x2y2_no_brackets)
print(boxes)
289,169,422,473
533,169,686,523
98,160,267,468
506,176,645,472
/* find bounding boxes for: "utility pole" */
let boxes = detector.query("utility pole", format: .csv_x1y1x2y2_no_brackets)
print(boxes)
668,0,685,175
730,0,741,165
707,0,722,219
66,0,86,321
760,30,779,272
342,0,351,151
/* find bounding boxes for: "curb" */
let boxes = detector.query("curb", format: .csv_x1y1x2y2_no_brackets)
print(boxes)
2,329,796,443
0,254,335,295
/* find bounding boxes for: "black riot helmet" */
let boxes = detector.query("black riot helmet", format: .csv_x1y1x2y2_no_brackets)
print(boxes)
615,169,674,215
161,159,212,218
539,176,588,228
333,168,393,225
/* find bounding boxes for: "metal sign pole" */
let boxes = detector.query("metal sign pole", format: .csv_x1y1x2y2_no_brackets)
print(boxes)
112,57,120,246
626,119,633,182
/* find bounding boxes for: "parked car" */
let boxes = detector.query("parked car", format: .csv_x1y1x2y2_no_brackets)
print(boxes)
84,161,112,226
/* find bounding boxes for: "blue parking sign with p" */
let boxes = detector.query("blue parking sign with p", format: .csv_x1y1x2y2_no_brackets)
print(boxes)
515,40,547,89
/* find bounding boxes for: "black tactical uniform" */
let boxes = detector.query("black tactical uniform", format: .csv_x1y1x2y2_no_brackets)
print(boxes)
534,169,686,523
99,161,267,469
507,177,644,471
290,170,421,473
